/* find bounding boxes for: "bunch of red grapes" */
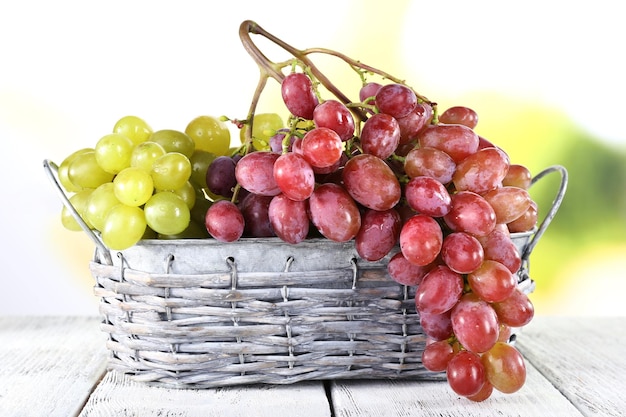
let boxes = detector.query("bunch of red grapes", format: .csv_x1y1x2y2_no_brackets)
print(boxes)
204,71,538,402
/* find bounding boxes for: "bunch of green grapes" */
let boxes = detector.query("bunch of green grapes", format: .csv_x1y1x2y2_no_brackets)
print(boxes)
57,114,231,250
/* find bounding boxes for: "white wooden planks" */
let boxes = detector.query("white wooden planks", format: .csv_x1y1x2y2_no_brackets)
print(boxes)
328,362,584,417
79,371,332,417
517,316,626,417
0,316,107,417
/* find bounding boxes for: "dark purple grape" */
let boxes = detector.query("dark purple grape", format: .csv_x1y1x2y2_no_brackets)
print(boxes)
238,192,275,237
206,156,237,198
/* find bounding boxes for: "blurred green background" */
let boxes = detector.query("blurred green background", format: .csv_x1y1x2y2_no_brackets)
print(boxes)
1,0,624,316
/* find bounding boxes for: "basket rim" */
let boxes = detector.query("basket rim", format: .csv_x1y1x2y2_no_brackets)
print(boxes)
122,230,536,248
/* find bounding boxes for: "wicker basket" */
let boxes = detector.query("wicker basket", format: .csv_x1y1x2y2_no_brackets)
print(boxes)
44,160,567,389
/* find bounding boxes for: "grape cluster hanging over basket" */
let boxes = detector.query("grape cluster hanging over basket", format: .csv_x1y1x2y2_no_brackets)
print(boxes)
44,20,567,402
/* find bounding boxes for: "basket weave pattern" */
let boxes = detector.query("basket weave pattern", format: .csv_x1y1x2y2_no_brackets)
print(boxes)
90,236,533,388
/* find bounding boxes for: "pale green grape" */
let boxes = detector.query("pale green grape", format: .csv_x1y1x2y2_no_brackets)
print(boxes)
58,148,93,192
113,115,153,145
185,115,230,156
189,149,216,189
173,181,196,209
113,167,154,207
144,191,190,236
84,182,120,231
101,204,147,250
239,113,284,151
151,152,192,191
61,189,93,231
95,133,134,174
68,150,114,189
130,141,166,172
149,129,195,158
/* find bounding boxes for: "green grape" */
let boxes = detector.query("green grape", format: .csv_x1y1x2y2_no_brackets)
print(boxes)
189,149,216,189
101,204,147,250
185,115,230,156
130,141,166,172
158,220,210,239
190,190,212,224
239,113,284,151
151,152,191,191
113,115,153,145
173,181,196,209
94,133,134,174
84,182,120,231
148,129,195,158
68,150,115,189
144,191,190,236
142,226,158,239
113,167,154,207
61,189,93,231
58,148,93,192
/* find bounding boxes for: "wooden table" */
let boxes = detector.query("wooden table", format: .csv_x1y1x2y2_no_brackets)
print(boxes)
1,316,623,416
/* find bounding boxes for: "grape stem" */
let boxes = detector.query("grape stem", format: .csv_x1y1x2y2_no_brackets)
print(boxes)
238,20,437,149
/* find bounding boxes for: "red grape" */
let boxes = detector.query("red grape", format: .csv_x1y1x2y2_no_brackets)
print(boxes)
418,124,479,163
399,214,443,266
281,72,318,119
503,164,532,189
420,310,453,341
483,186,532,224
273,152,315,201
359,82,382,104
444,191,496,237
360,113,401,159
235,151,281,196
301,127,343,168
466,380,494,402
439,106,479,129
404,146,456,184
415,265,464,314
269,129,294,153
497,323,513,343
342,154,401,211
308,183,361,242
491,288,535,328
355,208,401,261
422,339,455,372
446,351,487,397
467,260,517,303
313,99,355,141
507,200,538,233
451,292,499,353
441,232,484,274
268,194,309,244
479,228,522,274
205,200,245,242
482,342,526,394
452,147,510,194
375,83,417,118
386,252,432,286
404,176,452,217
396,103,434,144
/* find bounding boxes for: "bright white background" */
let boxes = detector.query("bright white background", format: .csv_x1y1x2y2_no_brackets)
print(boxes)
1,0,624,315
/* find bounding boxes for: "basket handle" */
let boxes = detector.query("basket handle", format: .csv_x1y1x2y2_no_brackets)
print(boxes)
43,159,113,265
522,165,568,262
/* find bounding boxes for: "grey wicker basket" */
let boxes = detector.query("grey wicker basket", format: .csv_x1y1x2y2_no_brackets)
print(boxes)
44,160,567,389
